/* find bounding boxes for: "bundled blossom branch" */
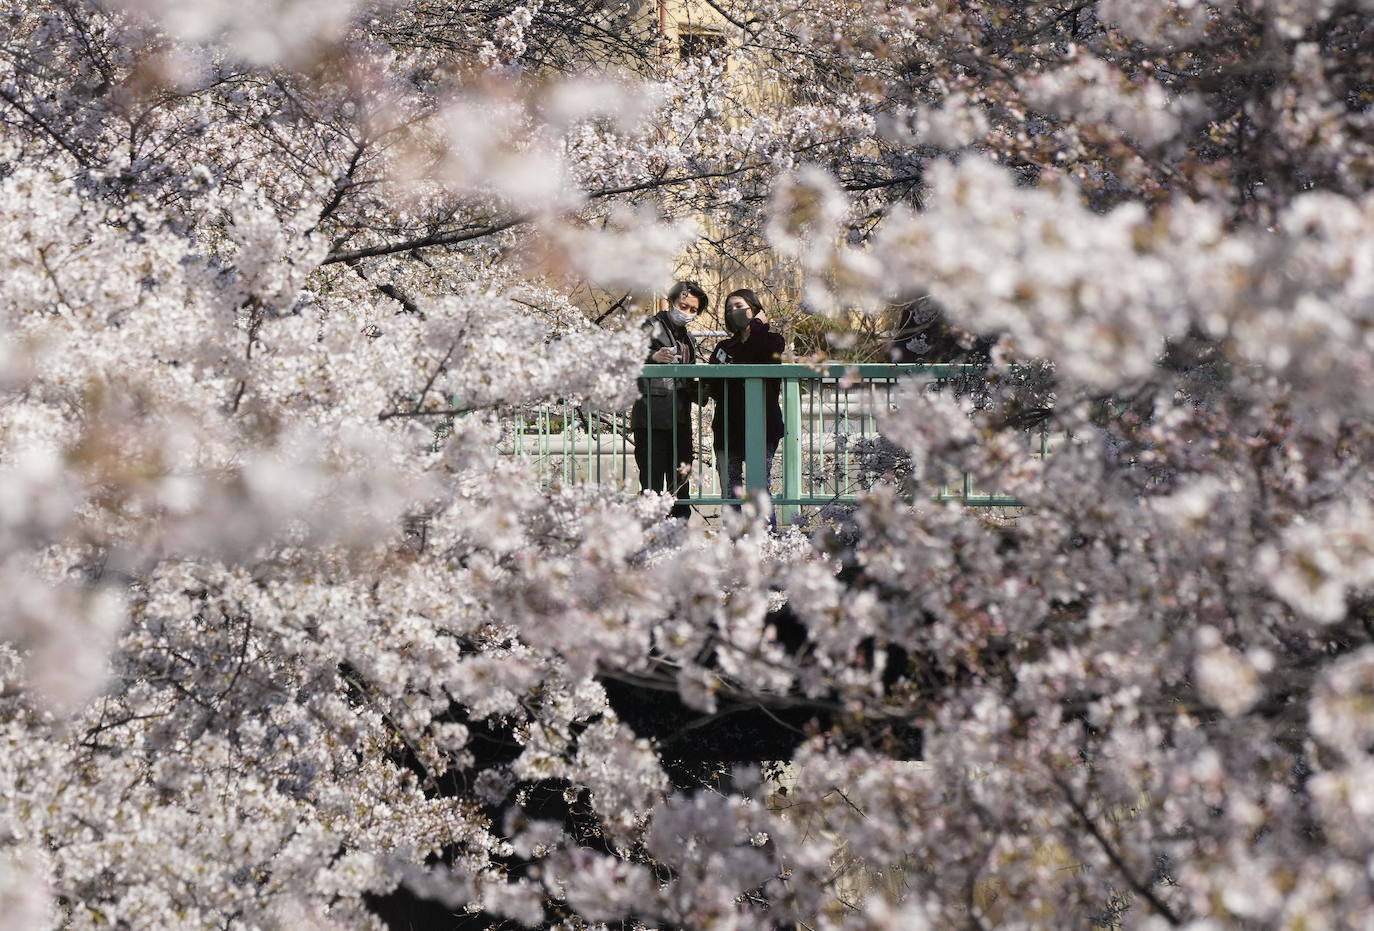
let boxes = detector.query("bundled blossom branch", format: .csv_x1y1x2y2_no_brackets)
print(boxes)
1,1,1374,928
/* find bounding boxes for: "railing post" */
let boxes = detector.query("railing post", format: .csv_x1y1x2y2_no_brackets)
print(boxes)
782,378,801,525
744,376,767,499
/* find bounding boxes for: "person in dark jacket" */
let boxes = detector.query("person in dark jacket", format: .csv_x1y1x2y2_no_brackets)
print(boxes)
708,288,785,510
631,281,707,520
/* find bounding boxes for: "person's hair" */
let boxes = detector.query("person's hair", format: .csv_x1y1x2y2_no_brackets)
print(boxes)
723,288,764,319
667,280,709,314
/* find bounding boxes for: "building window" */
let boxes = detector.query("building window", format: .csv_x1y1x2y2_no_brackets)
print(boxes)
678,27,726,59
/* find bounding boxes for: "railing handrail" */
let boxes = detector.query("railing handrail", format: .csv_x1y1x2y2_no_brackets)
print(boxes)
640,362,983,379
501,362,1030,518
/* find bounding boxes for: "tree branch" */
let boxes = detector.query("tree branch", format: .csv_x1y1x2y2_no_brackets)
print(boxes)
1052,771,1181,926
0,85,92,167
593,292,632,325
377,406,474,421
322,216,529,265
698,0,757,35
309,137,368,235
318,159,790,266
410,337,461,414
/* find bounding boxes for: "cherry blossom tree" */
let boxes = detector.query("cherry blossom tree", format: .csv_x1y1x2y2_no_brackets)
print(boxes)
3,1,1374,929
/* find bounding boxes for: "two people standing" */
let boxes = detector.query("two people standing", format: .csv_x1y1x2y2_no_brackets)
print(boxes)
631,281,785,521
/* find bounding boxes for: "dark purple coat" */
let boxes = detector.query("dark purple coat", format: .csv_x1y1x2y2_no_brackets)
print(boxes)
708,318,786,453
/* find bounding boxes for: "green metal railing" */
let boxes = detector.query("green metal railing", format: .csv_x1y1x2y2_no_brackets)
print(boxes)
498,363,1047,521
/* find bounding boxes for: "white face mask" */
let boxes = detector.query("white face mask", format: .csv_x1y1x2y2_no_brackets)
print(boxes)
666,305,696,327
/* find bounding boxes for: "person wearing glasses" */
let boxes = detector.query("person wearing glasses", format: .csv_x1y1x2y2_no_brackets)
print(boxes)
631,281,708,520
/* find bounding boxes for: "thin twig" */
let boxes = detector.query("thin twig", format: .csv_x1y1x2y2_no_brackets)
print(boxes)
593,292,632,326
411,337,461,414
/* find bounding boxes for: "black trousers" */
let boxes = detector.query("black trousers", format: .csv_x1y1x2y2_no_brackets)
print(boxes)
716,439,781,529
715,439,780,504
633,425,694,520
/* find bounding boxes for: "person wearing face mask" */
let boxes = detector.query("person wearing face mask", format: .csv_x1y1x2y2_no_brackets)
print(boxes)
631,280,707,520
708,288,786,515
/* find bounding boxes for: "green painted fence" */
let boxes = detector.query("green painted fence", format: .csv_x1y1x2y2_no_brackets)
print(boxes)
499,363,1048,521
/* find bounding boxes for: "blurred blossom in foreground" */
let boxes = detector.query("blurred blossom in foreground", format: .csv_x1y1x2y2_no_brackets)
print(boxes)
108,0,370,65
1022,56,1202,149
7,1,1374,928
